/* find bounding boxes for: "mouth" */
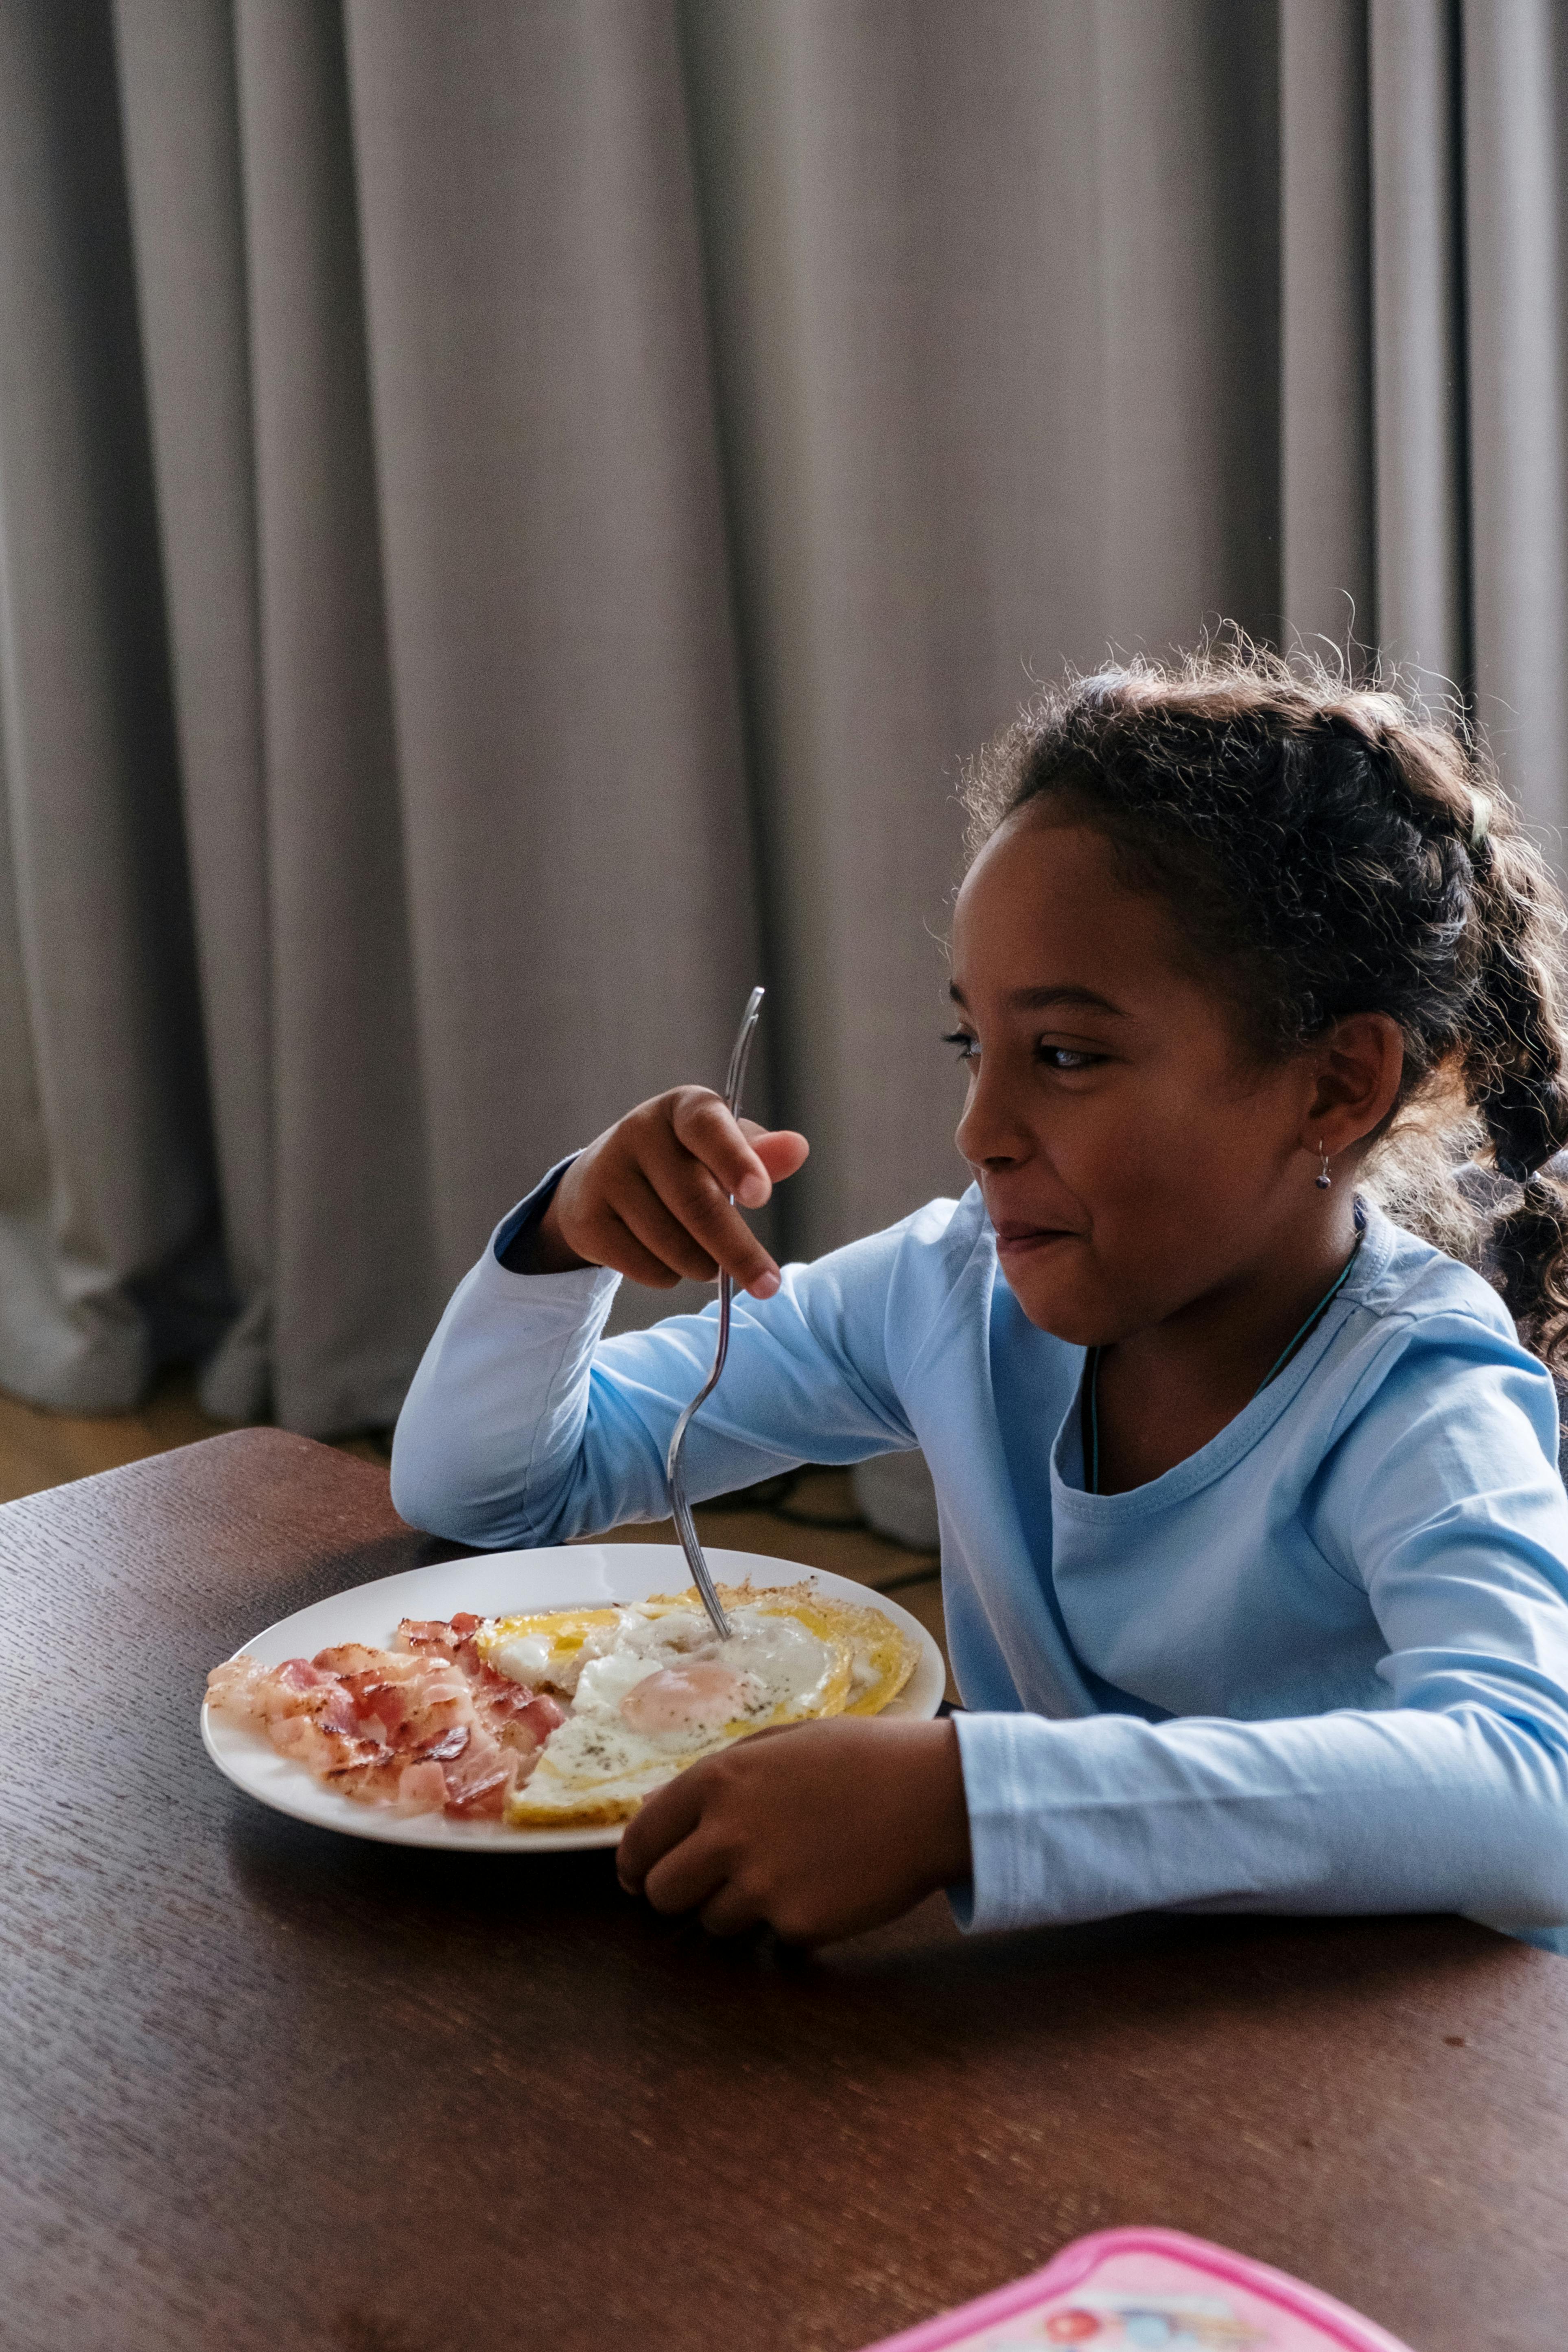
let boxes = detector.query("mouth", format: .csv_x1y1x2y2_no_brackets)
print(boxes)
991,1220,1083,1257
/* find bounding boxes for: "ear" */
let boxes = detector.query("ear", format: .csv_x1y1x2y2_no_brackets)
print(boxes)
1299,1013,1405,1161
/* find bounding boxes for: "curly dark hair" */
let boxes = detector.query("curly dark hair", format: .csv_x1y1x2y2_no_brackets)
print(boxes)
959,640,1568,1366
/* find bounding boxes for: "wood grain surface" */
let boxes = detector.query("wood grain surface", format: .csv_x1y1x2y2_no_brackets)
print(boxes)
2,1430,1565,2352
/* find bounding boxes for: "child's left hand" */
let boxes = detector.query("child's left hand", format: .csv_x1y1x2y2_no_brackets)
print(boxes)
616,1715,972,1945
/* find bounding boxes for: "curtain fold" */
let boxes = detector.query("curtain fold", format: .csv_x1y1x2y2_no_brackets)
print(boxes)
0,0,1565,1434
344,0,756,1298
0,2,218,1413
1280,0,1374,647
1461,0,1568,839
113,0,273,1420
1367,0,1472,696
233,0,438,1432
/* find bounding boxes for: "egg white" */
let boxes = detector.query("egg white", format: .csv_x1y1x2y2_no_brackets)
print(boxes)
477,1583,916,1830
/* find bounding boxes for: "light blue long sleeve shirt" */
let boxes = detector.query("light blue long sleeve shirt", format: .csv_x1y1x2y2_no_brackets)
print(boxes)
390,1168,1568,1949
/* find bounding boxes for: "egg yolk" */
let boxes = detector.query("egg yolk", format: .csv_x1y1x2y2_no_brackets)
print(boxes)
619,1658,748,1735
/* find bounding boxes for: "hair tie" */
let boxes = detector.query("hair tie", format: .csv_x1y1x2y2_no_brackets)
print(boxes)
1470,789,1491,849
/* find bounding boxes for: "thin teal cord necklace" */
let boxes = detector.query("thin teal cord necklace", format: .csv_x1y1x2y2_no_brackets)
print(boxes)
1086,1221,1365,1498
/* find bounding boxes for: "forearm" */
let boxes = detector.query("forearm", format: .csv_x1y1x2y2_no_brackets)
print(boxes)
952,1702,1568,1941
392,1177,923,1548
390,1218,629,1546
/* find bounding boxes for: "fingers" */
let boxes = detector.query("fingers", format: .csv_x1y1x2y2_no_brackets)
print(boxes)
610,1184,721,1285
615,1733,824,1943
632,1810,768,1941
635,1095,779,1296
698,1880,769,1937
592,1209,684,1291
617,1718,970,1948
637,1184,776,1298
618,1755,758,1934
616,1759,707,1893
552,1088,808,1297
674,1091,774,1206
741,1123,811,1185
643,1836,733,1920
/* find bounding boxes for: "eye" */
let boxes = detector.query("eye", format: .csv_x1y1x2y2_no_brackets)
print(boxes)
1038,1043,1105,1072
940,1028,979,1065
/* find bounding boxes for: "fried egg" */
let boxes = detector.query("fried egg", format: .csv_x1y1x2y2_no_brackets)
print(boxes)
475,1581,918,1829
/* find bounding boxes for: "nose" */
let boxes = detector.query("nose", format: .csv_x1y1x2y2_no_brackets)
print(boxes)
954,1051,1032,1172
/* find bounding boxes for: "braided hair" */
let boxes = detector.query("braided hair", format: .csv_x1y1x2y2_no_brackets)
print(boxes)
959,640,1568,1365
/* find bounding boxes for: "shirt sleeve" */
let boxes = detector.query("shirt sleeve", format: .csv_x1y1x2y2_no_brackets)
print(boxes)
953,1320,1568,1946
389,1169,924,1549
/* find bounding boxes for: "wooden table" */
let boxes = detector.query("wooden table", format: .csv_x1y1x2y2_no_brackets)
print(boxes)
2,1431,1565,2352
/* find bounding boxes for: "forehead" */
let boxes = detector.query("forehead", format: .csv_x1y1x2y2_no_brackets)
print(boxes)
952,813,1190,995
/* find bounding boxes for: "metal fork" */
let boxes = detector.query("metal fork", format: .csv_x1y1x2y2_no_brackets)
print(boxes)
665,985,766,1640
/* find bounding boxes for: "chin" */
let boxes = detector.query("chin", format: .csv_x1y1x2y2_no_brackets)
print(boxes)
1000,1272,1109,1346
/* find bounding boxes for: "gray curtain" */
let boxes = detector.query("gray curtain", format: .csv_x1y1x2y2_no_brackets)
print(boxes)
0,0,1564,1436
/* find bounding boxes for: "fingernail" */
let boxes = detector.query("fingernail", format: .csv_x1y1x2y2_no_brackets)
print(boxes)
751,1269,781,1300
737,1174,770,1207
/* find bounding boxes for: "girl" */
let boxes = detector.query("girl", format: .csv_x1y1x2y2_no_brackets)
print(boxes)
391,647,1568,1952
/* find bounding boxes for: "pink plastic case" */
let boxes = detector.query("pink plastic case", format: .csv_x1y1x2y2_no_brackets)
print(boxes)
857,2227,1416,2352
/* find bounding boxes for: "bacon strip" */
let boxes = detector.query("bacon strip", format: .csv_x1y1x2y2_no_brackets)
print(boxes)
207,1616,551,1821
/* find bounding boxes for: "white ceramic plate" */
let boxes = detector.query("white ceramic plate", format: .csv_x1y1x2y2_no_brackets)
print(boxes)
201,1543,946,1853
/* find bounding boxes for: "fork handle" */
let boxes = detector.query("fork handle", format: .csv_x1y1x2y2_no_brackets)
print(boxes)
663,986,767,1640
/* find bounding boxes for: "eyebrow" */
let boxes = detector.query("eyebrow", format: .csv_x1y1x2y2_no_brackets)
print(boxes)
947,981,1128,1018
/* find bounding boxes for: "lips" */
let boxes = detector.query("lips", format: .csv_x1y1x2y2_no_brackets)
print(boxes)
992,1220,1081,1252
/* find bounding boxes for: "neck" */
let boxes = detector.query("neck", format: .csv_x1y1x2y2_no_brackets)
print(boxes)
1089,1193,1364,1494
1119,1191,1359,1379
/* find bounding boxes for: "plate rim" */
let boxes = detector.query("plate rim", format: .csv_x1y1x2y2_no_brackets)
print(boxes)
201,1541,946,1854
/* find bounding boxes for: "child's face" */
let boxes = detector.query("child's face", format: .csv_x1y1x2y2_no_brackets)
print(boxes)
949,811,1324,1344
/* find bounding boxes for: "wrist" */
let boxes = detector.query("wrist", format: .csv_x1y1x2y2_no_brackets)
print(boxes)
917,1717,973,1892
498,1167,597,1276
518,1194,595,1275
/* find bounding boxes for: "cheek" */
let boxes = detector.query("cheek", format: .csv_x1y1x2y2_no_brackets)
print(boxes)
1004,1075,1289,1338
1045,1084,1185,1207
1080,1071,1285,1235
1078,1144,1209,1279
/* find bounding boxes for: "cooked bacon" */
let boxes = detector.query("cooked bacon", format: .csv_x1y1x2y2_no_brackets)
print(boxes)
440,1736,514,1817
395,1617,463,1657
310,1642,387,1677
273,1713,390,1778
275,1656,331,1690
245,1657,362,1738
518,1692,566,1742
420,1724,470,1763
397,1760,448,1812
206,1656,267,1712
446,1773,508,1820
395,1611,492,1674
207,1619,550,1821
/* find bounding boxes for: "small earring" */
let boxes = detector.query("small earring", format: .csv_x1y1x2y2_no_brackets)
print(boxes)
1316,1144,1332,1191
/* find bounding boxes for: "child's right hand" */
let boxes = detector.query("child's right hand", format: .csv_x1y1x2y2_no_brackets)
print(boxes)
530,1088,810,1299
